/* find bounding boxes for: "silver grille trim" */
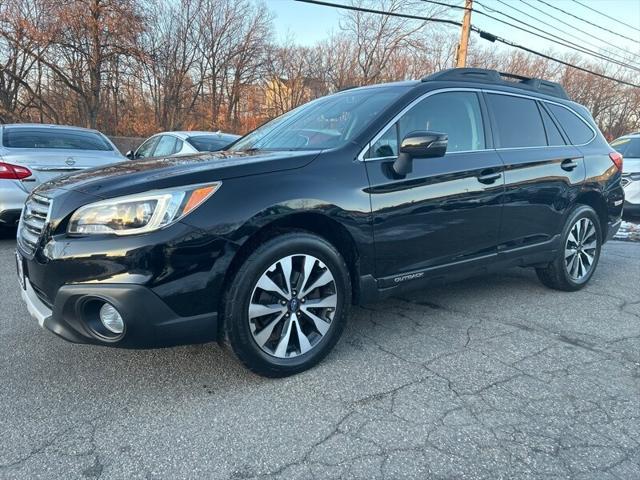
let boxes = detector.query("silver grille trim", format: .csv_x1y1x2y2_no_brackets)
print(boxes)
18,195,52,255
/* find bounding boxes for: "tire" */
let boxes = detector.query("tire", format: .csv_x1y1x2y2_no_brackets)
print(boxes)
536,205,602,291
222,232,351,377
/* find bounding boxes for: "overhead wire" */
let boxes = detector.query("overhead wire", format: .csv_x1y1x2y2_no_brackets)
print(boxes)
294,0,640,89
535,0,639,44
422,0,640,73
570,0,640,34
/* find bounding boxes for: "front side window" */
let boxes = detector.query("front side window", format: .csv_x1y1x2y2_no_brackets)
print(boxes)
136,136,160,158
2,127,113,151
232,86,407,151
487,94,547,148
367,91,485,158
547,104,594,145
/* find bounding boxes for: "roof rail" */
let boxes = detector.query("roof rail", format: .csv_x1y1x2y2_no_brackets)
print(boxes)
422,68,569,100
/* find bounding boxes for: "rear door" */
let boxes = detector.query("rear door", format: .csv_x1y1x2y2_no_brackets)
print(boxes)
1,126,123,192
152,135,183,157
134,136,161,159
485,92,586,252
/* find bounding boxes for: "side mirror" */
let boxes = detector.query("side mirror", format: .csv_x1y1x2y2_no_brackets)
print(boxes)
393,131,448,176
125,150,135,160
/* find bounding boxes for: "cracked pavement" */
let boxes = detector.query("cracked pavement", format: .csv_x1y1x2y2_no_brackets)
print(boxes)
1,232,639,479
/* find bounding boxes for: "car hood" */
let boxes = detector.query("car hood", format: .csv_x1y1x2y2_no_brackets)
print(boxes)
35,149,321,200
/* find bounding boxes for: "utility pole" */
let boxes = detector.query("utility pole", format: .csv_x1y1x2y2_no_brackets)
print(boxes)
455,0,473,67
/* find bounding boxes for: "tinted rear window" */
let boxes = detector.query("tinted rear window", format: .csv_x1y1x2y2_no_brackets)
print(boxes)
547,104,594,145
487,94,547,148
188,135,233,152
2,127,113,151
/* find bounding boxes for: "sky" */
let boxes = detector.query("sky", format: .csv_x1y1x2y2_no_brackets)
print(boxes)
268,0,640,67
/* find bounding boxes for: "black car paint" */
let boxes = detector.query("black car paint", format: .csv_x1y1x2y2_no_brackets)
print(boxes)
19,79,624,347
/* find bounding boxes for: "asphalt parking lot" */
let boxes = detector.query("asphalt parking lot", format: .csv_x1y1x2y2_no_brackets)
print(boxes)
1,229,639,480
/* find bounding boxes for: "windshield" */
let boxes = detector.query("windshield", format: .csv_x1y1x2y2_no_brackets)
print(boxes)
3,127,113,151
612,137,640,158
232,86,407,151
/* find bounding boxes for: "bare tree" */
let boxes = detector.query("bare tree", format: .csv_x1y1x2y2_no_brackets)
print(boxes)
138,0,203,131
6,0,142,128
0,0,59,122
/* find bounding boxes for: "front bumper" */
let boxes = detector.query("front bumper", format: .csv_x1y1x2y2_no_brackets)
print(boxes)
17,217,234,348
20,276,218,348
622,175,640,217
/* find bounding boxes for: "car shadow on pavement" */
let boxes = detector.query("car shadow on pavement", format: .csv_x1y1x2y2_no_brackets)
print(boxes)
0,227,16,240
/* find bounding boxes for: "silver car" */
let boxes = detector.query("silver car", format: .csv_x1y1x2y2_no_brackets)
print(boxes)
125,131,240,159
0,124,125,227
611,133,640,218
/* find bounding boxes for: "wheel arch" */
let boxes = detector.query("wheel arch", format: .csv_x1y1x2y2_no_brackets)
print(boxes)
221,212,363,311
575,190,608,234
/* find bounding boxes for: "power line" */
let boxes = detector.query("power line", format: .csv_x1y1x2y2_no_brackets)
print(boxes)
515,0,640,68
422,0,640,73
571,0,640,34
293,0,462,27
472,26,640,89
294,0,640,89
477,0,640,72
535,0,639,44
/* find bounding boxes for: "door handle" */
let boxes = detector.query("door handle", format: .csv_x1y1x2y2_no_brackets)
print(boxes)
561,158,579,171
476,171,502,184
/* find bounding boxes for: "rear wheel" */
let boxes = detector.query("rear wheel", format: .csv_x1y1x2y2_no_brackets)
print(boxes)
223,232,351,377
536,205,602,291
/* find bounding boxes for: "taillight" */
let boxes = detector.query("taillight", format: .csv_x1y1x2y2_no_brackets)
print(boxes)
609,151,623,171
0,162,32,180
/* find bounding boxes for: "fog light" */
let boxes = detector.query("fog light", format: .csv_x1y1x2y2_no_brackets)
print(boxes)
99,303,124,334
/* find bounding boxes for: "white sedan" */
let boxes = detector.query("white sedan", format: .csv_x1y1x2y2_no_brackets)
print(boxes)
126,131,240,159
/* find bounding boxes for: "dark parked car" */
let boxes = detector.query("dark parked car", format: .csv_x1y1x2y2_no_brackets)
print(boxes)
16,68,624,377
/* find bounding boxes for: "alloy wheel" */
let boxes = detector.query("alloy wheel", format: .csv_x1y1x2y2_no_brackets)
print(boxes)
248,254,337,358
565,217,598,281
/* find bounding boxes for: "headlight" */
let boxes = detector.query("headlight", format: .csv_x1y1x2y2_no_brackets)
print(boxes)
68,182,220,235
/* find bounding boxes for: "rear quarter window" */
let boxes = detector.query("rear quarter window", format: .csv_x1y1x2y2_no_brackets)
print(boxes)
2,127,113,151
547,104,594,145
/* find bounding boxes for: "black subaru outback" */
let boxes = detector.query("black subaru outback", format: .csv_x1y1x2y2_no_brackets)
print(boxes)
17,68,624,377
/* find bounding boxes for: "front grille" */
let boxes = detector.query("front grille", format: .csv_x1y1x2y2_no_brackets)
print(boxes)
18,194,51,255
621,174,632,188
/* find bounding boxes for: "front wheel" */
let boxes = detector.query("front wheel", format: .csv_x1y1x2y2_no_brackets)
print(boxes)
536,205,602,291
223,232,351,377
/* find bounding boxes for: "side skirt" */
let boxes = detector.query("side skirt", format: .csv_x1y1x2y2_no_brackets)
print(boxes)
357,240,559,304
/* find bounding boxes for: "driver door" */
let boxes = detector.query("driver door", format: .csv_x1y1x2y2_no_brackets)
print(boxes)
364,90,505,281
134,136,161,159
